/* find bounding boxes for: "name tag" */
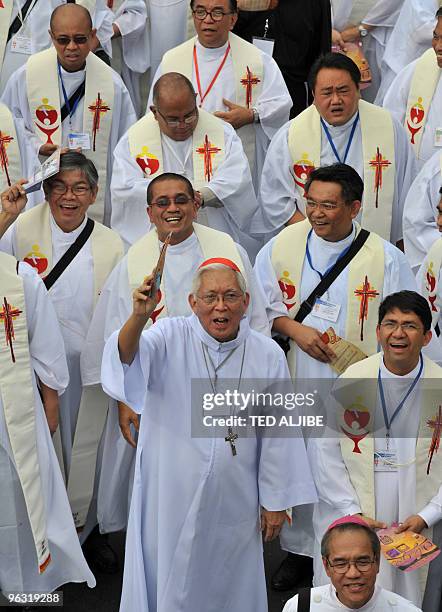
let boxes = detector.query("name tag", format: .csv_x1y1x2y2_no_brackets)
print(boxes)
10,34,32,55
312,298,341,323
434,128,442,147
253,36,275,56
374,450,398,472
68,132,91,150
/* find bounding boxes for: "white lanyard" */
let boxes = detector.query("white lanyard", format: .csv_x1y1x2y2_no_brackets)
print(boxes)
14,0,39,29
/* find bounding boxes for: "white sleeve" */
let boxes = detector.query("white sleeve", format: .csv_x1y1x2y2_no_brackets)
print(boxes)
418,485,442,528
253,237,289,325
282,596,298,612
256,51,292,140
114,0,150,73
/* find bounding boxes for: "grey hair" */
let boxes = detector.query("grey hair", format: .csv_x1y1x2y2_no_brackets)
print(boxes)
43,151,99,192
191,263,247,297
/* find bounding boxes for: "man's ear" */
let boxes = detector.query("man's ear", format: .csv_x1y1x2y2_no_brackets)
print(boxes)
188,293,197,312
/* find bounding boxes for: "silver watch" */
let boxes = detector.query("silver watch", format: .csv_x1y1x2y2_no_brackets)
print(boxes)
358,24,368,37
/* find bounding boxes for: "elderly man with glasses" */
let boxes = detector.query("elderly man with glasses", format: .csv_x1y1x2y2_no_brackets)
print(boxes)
1,2,136,226
111,71,262,259
0,150,124,573
283,516,422,611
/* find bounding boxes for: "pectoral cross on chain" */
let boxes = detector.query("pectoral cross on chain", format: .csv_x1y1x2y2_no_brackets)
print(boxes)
225,427,238,456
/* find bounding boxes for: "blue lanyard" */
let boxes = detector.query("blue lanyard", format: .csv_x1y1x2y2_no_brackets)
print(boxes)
305,228,354,281
378,354,423,442
321,113,359,164
57,61,81,121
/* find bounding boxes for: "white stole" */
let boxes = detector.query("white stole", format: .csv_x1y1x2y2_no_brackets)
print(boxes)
271,220,384,377
26,48,115,223
288,101,395,241
161,32,263,169
127,109,225,190
405,48,441,160
0,0,13,70
127,223,246,328
0,101,22,191
0,251,51,574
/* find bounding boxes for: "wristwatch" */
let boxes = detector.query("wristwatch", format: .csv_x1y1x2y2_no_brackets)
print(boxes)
251,107,260,124
358,24,368,37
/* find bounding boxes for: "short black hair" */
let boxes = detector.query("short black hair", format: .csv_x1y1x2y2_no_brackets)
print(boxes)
305,163,364,205
436,7,442,18
308,52,361,92
190,0,238,11
378,290,432,332
43,151,98,192
146,172,195,205
321,522,380,561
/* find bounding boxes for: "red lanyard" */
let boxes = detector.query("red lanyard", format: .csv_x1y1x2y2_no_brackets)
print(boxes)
193,43,231,107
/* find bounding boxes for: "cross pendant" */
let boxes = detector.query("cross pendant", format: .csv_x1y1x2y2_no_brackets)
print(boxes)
225,427,238,457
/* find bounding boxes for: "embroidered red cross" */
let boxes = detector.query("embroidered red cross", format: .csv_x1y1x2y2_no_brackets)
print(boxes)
240,66,260,109
354,276,379,342
369,147,391,208
0,131,14,187
0,298,23,363
196,135,221,182
88,93,110,152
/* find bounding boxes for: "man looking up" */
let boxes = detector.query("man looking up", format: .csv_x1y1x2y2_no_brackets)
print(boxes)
111,72,261,258
148,0,292,188
311,291,442,607
383,7,442,169
84,171,269,533
0,151,124,572
101,262,317,612
1,2,136,225
254,163,416,591
283,517,422,611
258,52,417,245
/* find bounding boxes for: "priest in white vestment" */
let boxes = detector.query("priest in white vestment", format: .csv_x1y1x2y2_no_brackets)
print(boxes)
0,0,118,96
383,9,442,169
1,3,136,226
283,517,422,612
258,52,417,246
0,101,42,207
0,152,124,572
310,291,442,608
403,151,442,272
148,0,292,189
101,261,317,612
331,0,403,103
254,163,417,590
375,0,439,105
111,72,261,257
0,192,95,592
84,172,269,533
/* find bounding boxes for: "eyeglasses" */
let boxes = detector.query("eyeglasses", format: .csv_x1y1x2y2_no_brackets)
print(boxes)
326,558,376,574
192,8,234,21
379,321,423,333
197,291,244,305
150,195,194,209
156,108,198,127
50,182,91,196
306,199,341,212
53,35,90,46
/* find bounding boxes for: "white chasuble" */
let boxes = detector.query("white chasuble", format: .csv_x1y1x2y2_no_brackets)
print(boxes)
26,48,114,223
404,48,441,160
0,0,13,73
271,220,384,377
161,32,263,171
336,352,442,595
12,203,123,529
0,101,21,191
127,109,225,191
288,101,396,241
0,251,50,574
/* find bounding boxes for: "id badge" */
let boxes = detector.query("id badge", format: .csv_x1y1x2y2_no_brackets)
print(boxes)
312,298,341,323
374,450,398,472
434,128,442,147
253,36,275,56
10,34,32,55
68,132,91,150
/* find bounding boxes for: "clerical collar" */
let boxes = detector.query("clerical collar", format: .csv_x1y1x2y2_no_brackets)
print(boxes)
59,64,86,77
322,111,359,134
310,222,356,250
330,583,379,610
50,212,88,241
196,38,229,59
381,354,423,379
158,230,197,254
189,312,250,352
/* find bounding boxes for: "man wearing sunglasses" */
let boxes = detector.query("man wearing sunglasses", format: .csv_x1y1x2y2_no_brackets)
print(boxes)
283,516,421,611
111,71,262,259
147,0,292,191
1,2,136,227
